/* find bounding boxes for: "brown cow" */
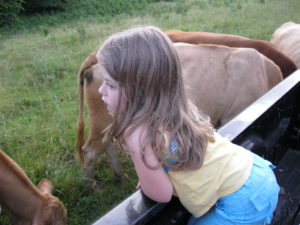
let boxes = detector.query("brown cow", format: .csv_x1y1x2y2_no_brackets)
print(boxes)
177,43,282,127
0,149,67,225
77,52,124,181
271,21,300,68
77,43,282,180
164,29,297,78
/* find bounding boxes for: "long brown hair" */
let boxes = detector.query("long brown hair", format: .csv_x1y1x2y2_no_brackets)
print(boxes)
97,26,214,171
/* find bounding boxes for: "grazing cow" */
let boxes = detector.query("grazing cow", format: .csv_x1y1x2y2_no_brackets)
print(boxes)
0,149,67,225
271,21,300,68
77,52,124,181
164,29,297,78
77,43,282,180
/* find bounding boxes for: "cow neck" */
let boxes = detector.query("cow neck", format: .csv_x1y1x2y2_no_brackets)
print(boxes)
0,151,44,218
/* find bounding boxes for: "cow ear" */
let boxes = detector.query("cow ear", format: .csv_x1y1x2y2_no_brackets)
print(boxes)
37,178,54,195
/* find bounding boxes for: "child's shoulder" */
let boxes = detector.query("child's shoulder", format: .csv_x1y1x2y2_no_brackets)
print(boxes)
123,123,150,153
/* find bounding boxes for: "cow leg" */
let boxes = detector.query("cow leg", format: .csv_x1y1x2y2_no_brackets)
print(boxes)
82,139,124,182
104,143,125,181
82,141,101,181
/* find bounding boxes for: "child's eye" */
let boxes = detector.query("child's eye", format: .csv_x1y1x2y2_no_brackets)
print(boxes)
105,81,115,89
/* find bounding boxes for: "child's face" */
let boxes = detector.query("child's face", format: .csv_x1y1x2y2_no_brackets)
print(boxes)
98,65,126,114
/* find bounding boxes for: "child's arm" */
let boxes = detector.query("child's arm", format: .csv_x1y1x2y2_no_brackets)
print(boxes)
125,124,173,203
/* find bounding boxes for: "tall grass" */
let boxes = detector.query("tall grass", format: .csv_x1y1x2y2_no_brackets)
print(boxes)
0,0,299,224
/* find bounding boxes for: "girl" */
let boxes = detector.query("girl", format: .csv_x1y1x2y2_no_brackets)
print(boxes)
96,26,280,225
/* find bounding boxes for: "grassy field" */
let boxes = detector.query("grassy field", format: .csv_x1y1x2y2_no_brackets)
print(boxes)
0,0,299,224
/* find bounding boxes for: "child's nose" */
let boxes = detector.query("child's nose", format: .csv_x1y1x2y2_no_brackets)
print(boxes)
98,83,105,96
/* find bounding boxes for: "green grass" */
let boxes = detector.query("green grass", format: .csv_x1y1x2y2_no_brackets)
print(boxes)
0,0,300,224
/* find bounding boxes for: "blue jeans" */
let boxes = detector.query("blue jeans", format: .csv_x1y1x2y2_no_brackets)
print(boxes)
188,153,280,225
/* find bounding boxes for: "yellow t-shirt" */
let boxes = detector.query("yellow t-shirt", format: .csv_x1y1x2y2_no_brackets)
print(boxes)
166,132,253,217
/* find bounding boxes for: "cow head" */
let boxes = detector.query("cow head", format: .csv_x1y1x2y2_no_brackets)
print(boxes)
32,179,67,225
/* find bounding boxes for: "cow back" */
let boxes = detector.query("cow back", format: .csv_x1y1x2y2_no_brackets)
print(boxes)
271,21,300,68
165,29,297,78
174,43,282,127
